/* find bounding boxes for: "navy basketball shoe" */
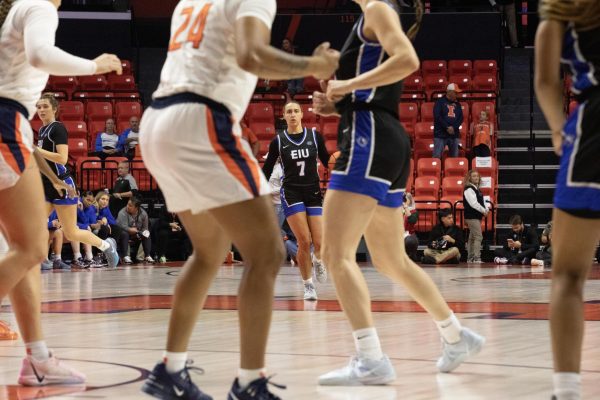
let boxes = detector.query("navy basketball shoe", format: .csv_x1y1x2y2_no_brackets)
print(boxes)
141,361,212,400
227,376,285,400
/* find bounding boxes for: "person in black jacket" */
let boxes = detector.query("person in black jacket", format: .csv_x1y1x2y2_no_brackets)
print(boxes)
494,214,539,264
463,170,489,263
154,206,192,263
433,84,463,159
422,209,464,265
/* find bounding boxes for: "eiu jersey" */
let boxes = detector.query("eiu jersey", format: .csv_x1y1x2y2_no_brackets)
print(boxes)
262,128,330,187
562,24,600,98
334,1,402,117
38,121,70,181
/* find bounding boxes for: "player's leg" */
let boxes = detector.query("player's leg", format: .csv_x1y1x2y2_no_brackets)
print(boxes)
307,214,327,283
550,208,600,400
286,211,317,298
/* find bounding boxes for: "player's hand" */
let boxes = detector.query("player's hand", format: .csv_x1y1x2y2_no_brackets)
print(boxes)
326,79,351,102
447,126,455,135
93,54,123,75
552,129,563,156
311,42,340,80
53,180,76,199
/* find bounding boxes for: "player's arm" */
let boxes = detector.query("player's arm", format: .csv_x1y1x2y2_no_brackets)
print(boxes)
534,19,566,156
32,148,76,198
23,2,121,75
315,133,331,168
261,138,280,180
234,14,338,80
37,144,68,165
326,2,419,100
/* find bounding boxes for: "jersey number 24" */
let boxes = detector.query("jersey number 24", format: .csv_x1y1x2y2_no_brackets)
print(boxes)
169,3,213,52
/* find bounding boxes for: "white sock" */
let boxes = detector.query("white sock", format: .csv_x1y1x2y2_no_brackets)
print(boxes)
353,327,383,361
435,312,462,344
553,373,581,400
98,240,110,251
73,252,82,261
303,278,313,285
52,254,61,260
163,351,187,374
26,341,50,361
85,250,93,260
238,368,265,389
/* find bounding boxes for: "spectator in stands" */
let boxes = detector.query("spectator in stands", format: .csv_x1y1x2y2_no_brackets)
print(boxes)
94,118,122,159
422,208,464,265
433,83,463,159
463,170,489,263
154,207,192,264
282,38,304,98
118,116,140,160
117,197,154,263
471,110,493,157
532,221,552,268
69,198,96,268
92,191,129,263
489,0,519,48
494,214,539,264
403,193,419,262
110,161,138,217
241,121,260,157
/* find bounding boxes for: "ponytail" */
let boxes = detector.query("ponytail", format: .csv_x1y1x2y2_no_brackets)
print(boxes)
406,0,424,41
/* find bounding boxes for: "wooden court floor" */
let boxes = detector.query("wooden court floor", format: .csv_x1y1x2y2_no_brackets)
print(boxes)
1,262,599,400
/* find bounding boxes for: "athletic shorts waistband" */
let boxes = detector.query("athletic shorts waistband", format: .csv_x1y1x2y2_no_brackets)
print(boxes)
150,92,230,115
0,97,28,119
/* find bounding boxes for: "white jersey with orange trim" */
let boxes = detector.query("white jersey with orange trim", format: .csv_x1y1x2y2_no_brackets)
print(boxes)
152,0,276,128
0,0,96,118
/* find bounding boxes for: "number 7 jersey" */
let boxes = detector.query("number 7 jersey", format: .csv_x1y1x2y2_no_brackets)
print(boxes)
152,0,276,127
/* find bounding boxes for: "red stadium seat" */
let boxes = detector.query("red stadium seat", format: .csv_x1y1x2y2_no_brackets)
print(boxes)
399,102,419,133
471,102,496,129
420,102,435,123
303,76,322,93
300,104,317,124
471,156,498,180
413,198,439,232
414,176,440,199
58,101,84,121
86,101,113,123
115,101,142,122
107,75,136,91
30,120,43,134
448,60,472,77
424,76,448,99
249,122,276,140
403,74,424,92
421,60,447,78
472,74,498,93
112,92,141,102
460,102,471,125
78,75,108,91
417,158,441,178
449,74,473,91
473,60,498,77
246,102,274,124
444,157,469,178
62,121,87,139
116,121,130,134
77,157,104,190
414,122,434,140
130,158,153,191
321,122,339,141
413,139,434,163
405,158,414,194
401,92,427,103
68,138,88,160
47,76,78,98
442,176,465,198
120,60,132,75
325,139,337,154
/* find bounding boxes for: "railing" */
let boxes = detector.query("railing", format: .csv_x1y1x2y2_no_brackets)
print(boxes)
78,158,158,193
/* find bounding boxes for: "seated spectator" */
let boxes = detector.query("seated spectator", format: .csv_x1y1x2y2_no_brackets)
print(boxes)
154,207,192,263
117,197,154,263
421,208,464,265
45,211,71,270
433,83,463,159
118,116,140,160
241,122,260,157
532,221,552,268
282,38,304,98
94,118,122,160
403,193,419,262
110,161,138,217
91,191,129,263
494,214,539,265
69,198,96,268
471,110,493,157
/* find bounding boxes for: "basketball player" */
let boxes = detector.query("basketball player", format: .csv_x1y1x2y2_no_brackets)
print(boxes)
534,2,600,399
36,93,119,269
312,0,485,385
139,1,339,399
262,101,330,301
0,0,121,386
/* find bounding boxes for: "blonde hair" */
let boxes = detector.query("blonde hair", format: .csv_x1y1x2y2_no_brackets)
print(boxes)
0,0,15,29
463,170,480,190
539,0,600,31
95,191,110,209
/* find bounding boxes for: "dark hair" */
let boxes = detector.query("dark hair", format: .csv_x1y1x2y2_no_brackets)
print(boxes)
0,0,15,29
82,191,94,197
406,0,424,41
129,197,142,209
509,214,523,225
38,93,60,115
438,208,452,221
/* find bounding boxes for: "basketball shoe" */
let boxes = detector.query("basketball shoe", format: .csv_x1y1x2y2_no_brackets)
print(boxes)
102,238,119,269
318,355,396,386
228,376,285,400
304,283,317,301
436,327,485,373
142,361,212,400
18,352,85,386
313,254,327,283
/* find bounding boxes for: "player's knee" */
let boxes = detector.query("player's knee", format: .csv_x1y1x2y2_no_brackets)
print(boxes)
13,232,49,268
553,268,587,293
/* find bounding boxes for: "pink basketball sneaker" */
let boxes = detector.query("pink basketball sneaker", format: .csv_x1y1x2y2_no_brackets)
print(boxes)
18,352,86,386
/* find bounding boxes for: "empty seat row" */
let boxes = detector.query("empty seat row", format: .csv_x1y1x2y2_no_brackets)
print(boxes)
419,60,498,80
416,157,498,180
